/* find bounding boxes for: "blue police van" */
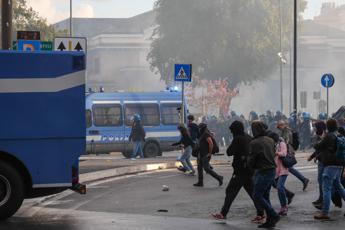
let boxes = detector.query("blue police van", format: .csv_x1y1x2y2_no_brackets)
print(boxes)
86,91,186,158
0,51,86,219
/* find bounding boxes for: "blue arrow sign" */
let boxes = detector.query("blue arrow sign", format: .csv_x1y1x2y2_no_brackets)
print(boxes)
321,74,335,88
174,64,192,82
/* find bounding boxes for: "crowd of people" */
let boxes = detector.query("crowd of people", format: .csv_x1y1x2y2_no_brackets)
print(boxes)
202,110,344,151
173,113,345,229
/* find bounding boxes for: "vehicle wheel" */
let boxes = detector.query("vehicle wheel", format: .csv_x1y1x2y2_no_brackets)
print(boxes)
0,161,25,220
122,151,132,159
144,142,160,158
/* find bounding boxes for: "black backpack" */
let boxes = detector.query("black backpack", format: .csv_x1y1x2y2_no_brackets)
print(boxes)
211,136,219,154
292,131,300,151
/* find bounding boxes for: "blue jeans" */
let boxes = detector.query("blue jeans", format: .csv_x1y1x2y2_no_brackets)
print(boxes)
322,166,345,214
277,175,288,207
253,169,278,220
317,162,324,201
179,146,194,172
289,166,307,183
131,141,144,158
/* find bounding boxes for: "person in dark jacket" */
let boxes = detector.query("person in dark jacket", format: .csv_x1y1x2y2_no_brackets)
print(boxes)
187,114,200,142
248,121,280,228
193,123,223,187
314,119,345,220
129,114,145,160
172,124,195,175
308,120,327,208
211,121,265,223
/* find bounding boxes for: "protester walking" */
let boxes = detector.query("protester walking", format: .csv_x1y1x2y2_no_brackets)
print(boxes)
269,132,290,216
172,124,195,175
308,120,327,208
129,114,145,160
277,120,310,191
248,121,280,228
211,121,265,223
314,119,345,220
194,123,223,187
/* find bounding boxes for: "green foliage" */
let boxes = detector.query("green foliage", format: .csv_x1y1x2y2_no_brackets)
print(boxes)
13,0,67,41
148,0,307,89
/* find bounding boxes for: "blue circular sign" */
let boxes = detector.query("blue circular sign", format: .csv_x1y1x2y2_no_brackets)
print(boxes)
321,74,335,88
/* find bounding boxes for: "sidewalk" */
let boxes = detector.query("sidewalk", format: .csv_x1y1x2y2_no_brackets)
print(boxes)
79,150,311,184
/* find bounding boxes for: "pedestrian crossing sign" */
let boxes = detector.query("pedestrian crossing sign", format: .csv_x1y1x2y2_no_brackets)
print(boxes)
174,64,192,82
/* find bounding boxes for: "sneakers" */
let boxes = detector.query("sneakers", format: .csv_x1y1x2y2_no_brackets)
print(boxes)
184,170,195,176
177,166,187,172
258,215,280,228
193,182,203,187
130,158,136,161
211,213,226,221
251,215,266,224
287,193,295,205
278,207,288,216
314,213,331,220
303,179,310,191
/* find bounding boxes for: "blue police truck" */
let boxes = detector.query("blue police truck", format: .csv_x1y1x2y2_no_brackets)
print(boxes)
86,91,186,158
0,51,86,219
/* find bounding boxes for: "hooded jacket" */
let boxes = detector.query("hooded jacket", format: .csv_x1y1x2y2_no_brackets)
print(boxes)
227,121,253,171
314,132,340,166
247,122,276,172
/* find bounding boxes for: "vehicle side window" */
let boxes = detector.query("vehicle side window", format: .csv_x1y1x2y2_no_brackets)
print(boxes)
86,109,92,128
161,104,181,125
125,103,160,126
92,104,123,127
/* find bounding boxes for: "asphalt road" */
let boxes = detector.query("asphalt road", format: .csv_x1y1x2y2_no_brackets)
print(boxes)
2,159,345,230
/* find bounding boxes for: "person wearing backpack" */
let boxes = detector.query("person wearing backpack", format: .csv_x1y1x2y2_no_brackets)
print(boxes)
193,123,223,187
211,121,265,223
277,120,310,191
314,119,345,220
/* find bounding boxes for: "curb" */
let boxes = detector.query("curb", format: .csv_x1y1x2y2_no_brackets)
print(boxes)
80,159,228,184
79,152,310,184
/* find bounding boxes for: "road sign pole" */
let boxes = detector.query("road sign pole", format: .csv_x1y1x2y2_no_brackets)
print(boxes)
327,87,329,118
70,0,73,37
181,81,185,124
293,0,298,117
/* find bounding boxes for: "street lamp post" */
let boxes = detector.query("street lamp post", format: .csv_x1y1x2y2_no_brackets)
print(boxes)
1,0,13,50
293,0,298,115
279,0,283,112
69,0,73,37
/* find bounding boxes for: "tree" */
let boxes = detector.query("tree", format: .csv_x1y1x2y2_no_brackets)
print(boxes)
0,0,67,42
148,0,307,115
13,0,67,41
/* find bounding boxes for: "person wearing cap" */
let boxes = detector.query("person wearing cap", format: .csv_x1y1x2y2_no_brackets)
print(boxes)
277,120,310,191
193,123,223,187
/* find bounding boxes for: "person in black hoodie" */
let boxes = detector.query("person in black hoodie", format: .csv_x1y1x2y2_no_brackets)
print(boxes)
314,119,345,220
211,121,265,223
248,121,280,228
